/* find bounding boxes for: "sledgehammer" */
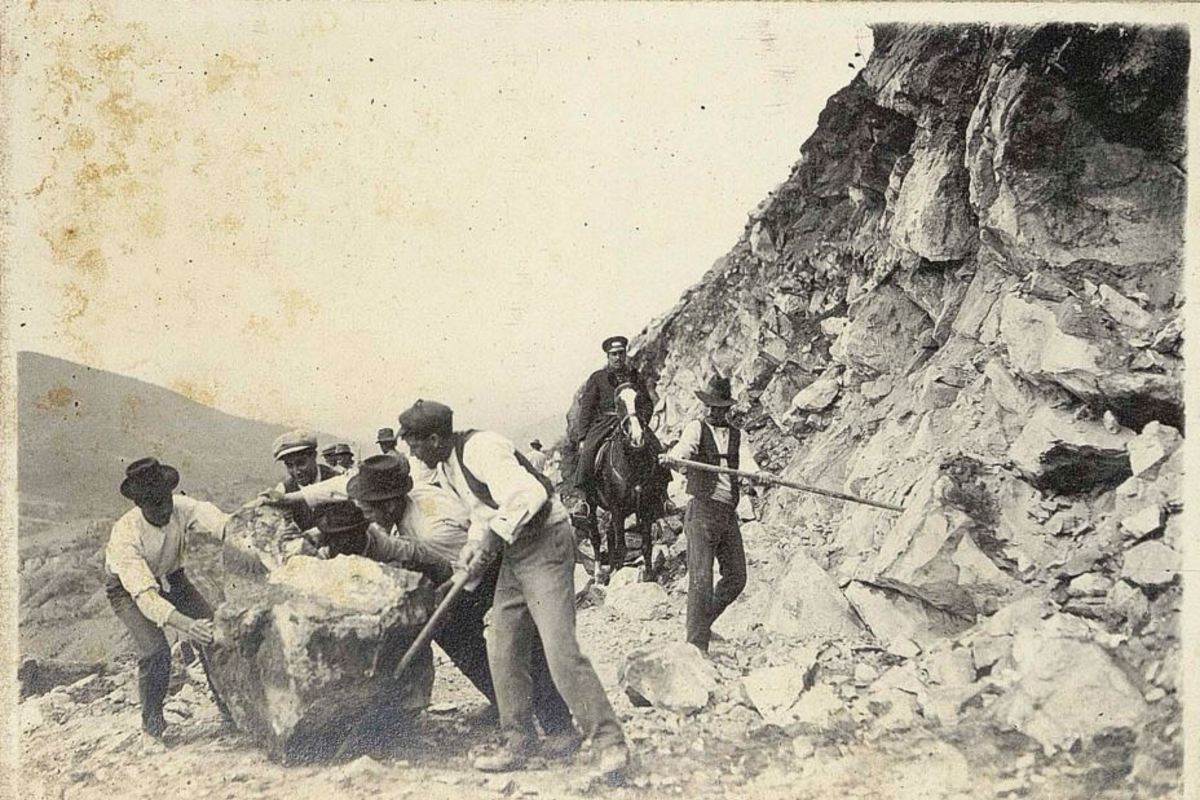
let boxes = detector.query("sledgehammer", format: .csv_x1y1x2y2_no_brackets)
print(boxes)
659,455,904,513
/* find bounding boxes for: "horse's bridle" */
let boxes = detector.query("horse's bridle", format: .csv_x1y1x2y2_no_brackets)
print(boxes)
613,381,646,449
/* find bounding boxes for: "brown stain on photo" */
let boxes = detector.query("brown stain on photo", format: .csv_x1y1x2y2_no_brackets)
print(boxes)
34,385,74,411
169,378,218,407
279,289,319,327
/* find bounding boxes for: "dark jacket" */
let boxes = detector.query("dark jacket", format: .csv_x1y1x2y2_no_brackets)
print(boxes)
576,367,653,440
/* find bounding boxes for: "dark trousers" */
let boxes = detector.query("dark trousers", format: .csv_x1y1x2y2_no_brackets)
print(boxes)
684,497,747,651
437,557,574,736
106,569,228,734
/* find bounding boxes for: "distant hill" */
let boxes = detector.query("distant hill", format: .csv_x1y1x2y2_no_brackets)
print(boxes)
17,351,322,524
16,351,342,662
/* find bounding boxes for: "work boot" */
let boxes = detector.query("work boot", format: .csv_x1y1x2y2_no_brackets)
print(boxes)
541,729,583,760
472,736,533,773
588,743,630,785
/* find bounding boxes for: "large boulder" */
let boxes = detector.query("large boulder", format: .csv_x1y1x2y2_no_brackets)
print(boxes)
739,647,821,727
762,551,864,640
618,641,719,714
1009,406,1133,493
207,504,435,762
830,285,932,375
844,581,974,648
987,616,1148,754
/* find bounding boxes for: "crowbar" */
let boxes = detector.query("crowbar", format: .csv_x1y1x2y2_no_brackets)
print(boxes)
660,455,904,513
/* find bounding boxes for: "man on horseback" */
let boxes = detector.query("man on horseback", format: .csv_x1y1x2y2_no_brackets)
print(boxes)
572,335,663,528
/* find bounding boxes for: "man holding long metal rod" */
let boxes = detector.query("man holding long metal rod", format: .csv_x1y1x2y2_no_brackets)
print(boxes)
659,375,764,655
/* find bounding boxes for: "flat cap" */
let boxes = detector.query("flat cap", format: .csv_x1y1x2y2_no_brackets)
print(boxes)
273,429,318,461
397,399,453,438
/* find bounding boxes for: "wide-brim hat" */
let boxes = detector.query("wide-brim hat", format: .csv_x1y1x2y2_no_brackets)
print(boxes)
346,453,413,503
334,443,353,456
376,427,397,444
695,374,735,407
274,429,318,461
120,457,180,501
602,335,629,353
316,502,368,535
530,439,543,449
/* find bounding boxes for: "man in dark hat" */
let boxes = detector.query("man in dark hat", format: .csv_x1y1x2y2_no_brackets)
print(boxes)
333,443,357,472
335,455,576,754
397,399,628,781
572,335,662,525
659,375,763,653
377,427,399,455
525,439,548,473
104,457,233,749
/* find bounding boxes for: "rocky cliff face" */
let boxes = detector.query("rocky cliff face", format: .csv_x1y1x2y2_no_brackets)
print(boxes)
625,23,1185,792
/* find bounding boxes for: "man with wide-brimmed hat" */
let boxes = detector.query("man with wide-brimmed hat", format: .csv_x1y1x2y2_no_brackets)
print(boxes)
377,427,399,455
571,335,664,526
104,457,233,748
333,442,356,472
277,452,578,756
660,374,763,653
397,399,629,781
525,439,548,472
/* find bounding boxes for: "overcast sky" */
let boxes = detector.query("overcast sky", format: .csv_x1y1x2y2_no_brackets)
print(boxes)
9,2,871,448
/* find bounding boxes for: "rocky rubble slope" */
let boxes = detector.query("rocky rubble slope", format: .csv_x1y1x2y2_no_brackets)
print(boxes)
623,22,1185,797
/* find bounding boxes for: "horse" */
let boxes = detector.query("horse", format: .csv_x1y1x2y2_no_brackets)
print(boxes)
586,381,663,584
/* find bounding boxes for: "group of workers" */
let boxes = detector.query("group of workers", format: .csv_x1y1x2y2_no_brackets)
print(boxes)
102,334,763,784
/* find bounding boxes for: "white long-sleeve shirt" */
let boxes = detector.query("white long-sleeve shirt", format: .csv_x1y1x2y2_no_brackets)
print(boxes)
433,430,567,547
668,420,761,506
295,468,468,563
104,495,229,627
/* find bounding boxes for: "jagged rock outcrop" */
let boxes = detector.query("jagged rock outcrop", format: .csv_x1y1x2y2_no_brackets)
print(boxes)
605,22,1185,796
207,503,435,762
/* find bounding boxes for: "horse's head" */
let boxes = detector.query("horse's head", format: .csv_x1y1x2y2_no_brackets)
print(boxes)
614,382,644,448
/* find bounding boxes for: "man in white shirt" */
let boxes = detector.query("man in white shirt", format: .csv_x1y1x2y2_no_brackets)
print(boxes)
104,457,231,746
525,440,548,473
661,375,762,653
398,400,629,782
269,453,578,756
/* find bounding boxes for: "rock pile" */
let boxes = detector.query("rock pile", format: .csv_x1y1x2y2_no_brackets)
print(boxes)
608,22,1184,796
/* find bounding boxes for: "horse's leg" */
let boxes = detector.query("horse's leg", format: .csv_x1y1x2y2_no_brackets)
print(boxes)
588,505,605,585
640,515,655,583
609,511,624,577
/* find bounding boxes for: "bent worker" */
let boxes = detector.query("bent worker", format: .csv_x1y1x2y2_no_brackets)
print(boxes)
398,399,628,780
104,457,232,749
660,375,762,654
275,453,579,757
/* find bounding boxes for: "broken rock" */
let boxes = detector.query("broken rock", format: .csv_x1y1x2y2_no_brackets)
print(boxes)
1121,541,1179,588
1009,406,1133,493
763,551,864,640
740,650,819,727
210,505,435,763
789,374,841,413
1126,421,1182,477
607,581,672,621
618,641,719,714
989,617,1147,753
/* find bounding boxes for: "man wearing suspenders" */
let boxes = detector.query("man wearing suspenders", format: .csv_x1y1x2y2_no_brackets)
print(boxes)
661,375,763,653
397,400,629,781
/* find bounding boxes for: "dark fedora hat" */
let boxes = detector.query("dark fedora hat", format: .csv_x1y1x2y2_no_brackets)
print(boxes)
120,457,180,501
376,427,397,444
316,502,368,535
695,374,735,407
346,453,413,503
